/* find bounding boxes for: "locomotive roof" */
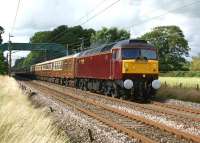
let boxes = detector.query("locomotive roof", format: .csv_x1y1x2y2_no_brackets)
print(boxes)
114,39,153,48
78,42,116,57
35,53,79,66
78,39,153,57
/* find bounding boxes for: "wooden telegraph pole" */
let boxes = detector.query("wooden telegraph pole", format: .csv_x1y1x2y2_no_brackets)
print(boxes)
8,33,14,76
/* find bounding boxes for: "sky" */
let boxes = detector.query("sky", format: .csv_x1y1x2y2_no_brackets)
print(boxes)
0,0,200,63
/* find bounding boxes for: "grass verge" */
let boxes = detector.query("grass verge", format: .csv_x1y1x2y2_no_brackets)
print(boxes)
156,87,200,103
159,77,200,89
0,76,69,143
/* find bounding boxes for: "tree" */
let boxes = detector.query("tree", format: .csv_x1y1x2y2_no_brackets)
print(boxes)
90,27,130,45
14,25,95,69
0,26,7,74
191,53,200,71
30,31,51,43
0,50,7,74
0,26,4,44
30,25,95,53
49,25,95,52
140,26,190,71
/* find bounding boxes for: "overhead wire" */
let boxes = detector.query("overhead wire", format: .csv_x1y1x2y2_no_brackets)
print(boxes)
11,0,21,34
36,0,200,56
73,0,108,25
54,0,200,51
49,0,120,43
80,0,120,25
125,0,200,30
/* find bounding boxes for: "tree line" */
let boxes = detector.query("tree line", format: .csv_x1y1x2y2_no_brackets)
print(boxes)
0,26,7,74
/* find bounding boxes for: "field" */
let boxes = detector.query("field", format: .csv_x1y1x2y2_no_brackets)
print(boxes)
159,77,200,89
157,77,200,103
0,76,68,143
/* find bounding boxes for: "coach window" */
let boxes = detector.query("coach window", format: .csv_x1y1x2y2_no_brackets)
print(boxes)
49,64,52,70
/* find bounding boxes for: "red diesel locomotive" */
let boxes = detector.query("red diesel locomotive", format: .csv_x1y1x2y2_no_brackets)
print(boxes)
31,39,161,100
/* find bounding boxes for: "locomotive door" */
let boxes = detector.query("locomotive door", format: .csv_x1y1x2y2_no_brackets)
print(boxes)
111,49,120,79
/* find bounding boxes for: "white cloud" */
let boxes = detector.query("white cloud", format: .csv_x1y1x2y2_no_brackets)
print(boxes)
0,0,200,58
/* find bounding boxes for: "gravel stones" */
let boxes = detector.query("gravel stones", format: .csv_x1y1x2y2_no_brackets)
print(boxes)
20,82,137,143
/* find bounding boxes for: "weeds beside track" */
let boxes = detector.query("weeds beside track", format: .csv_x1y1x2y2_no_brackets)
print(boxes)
0,76,68,143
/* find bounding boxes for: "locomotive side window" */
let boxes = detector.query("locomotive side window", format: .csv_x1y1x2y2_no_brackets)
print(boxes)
112,49,120,60
112,51,117,59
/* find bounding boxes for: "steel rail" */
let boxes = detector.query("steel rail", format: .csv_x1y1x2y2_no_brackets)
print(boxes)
24,81,156,143
39,81,200,122
55,97,155,143
84,90,200,122
152,101,200,115
28,81,200,143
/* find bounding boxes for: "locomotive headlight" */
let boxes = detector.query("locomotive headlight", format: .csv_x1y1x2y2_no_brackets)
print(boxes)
124,79,133,89
152,80,161,89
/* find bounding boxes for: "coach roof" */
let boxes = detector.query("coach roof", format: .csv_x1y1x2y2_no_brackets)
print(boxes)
35,53,79,66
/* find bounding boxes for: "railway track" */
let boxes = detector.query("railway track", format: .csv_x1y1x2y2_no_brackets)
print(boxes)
151,101,200,115
32,80,200,124
21,80,200,143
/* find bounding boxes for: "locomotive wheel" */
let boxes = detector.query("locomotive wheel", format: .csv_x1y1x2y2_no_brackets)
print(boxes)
64,80,69,87
83,81,88,91
150,88,156,99
140,84,152,102
111,84,120,98
104,87,111,96
120,95,128,100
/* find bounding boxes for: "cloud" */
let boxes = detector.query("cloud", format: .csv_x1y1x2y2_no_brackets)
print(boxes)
150,0,200,18
0,0,200,57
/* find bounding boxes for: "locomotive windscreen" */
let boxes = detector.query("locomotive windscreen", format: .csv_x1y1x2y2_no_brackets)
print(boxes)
122,48,157,60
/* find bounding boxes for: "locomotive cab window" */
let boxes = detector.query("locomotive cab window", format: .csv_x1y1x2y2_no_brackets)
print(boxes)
141,49,157,60
122,48,157,60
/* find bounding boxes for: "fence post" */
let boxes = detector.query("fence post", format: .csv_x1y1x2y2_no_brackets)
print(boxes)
164,81,167,88
179,83,182,88
197,84,199,91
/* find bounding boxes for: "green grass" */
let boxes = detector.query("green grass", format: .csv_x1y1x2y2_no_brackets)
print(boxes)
157,77,200,103
0,76,69,143
159,77,200,89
